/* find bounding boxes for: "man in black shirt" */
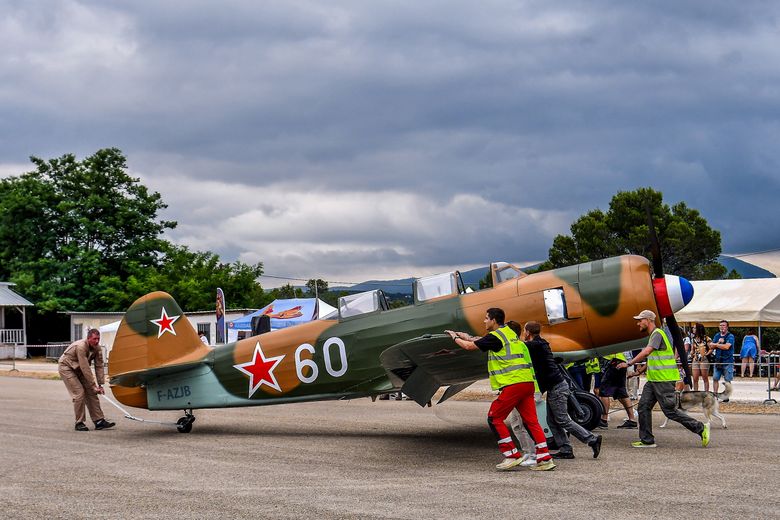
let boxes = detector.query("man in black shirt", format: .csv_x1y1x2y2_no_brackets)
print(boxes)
513,321,602,459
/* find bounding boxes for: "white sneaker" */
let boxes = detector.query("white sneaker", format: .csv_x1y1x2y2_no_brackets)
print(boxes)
520,454,538,467
495,457,523,471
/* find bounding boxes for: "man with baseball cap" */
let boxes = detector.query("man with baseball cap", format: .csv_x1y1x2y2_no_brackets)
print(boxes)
616,310,709,448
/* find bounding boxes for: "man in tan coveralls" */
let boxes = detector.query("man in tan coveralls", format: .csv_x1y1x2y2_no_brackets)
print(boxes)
58,329,115,431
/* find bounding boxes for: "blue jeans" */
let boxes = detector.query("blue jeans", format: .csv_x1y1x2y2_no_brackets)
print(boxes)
567,365,592,392
638,381,704,444
713,363,734,382
546,381,598,453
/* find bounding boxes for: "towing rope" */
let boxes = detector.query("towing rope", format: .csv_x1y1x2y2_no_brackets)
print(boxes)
99,394,179,427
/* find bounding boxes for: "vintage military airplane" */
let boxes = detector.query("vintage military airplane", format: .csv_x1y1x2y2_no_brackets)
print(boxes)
108,254,693,433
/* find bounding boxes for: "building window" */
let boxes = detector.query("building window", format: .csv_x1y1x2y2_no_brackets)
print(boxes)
197,323,211,342
73,323,83,341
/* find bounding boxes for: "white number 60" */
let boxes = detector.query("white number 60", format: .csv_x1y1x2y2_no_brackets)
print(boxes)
294,337,348,383
295,343,318,383
323,337,347,377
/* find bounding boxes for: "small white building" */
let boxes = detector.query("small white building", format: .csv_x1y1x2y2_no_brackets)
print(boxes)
0,282,34,359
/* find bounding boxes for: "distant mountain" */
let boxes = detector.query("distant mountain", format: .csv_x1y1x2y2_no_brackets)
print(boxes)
332,277,415,295
333,265,521,295
718,255,775,279
332,256,773,296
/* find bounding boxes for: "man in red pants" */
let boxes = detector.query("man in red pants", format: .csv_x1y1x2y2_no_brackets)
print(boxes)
447,308,555,471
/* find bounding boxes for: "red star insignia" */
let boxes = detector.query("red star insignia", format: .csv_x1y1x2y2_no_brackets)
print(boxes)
234,342,286,397
150,307,180,338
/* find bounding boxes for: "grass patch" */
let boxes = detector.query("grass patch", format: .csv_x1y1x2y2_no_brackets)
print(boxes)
0,370,61,380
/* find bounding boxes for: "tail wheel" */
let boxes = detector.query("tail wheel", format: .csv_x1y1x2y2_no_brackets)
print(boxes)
176,412,195,433
569,391,603,431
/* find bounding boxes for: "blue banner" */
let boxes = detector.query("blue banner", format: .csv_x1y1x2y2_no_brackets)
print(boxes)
216,288,226,344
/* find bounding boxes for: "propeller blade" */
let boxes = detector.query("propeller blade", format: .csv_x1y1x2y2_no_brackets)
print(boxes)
666,314,691,387
644,203,664,278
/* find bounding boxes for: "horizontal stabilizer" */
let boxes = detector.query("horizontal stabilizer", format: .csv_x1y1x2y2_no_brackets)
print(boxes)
109,357,213,387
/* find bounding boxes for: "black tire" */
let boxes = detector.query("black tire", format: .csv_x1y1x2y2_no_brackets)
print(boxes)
569,391,603,431
176,416,193,433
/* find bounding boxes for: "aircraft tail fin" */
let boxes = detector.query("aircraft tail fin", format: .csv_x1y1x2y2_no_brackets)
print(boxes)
108,291,211,408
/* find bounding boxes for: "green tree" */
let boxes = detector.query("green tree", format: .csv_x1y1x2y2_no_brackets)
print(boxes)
0,171,59,281
0,148,270,313
540,188,732,280
388,296,412,309
305,278,329,298
318,289,352,308
478,270,493,290
0,149,175,310
97,244,268,311
272,283,304,299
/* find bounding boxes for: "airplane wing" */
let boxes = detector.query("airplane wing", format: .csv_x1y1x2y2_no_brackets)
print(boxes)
379,333,487,406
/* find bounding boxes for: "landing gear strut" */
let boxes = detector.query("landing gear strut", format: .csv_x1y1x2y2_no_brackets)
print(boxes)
176,409,196,433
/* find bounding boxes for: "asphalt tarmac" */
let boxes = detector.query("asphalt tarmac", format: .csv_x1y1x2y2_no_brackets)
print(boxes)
2,377,778,520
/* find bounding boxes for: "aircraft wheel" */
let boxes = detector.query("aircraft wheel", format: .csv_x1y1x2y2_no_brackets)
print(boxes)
569,391,603,431
176,416,194,433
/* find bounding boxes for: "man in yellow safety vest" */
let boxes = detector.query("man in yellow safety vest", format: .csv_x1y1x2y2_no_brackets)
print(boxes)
447,308,555,471
617,310,710,448
598,352,637,430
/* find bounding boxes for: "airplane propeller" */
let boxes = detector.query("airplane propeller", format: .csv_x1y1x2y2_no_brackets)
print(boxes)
645,204,693,387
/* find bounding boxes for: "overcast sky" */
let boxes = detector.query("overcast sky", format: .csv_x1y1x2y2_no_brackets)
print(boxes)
2,1,780,285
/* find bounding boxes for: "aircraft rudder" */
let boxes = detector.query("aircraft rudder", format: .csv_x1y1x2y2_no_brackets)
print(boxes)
109,291,208,381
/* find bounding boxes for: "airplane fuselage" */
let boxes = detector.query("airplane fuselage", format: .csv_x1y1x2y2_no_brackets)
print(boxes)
110,255,667,411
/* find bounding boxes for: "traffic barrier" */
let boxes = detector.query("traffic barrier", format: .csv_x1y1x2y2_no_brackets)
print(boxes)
0,344,19,371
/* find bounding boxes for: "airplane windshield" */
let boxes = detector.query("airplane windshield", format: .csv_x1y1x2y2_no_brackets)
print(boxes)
414,271,464,302
339,290,389,319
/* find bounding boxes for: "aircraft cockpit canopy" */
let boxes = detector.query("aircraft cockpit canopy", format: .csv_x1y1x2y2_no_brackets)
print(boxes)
414,271,465,303
338,289,389,319
491,262,527,286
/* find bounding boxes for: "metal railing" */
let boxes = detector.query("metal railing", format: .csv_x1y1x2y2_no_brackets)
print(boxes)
0,329,24,344
45,343,69,360
668,357,779,404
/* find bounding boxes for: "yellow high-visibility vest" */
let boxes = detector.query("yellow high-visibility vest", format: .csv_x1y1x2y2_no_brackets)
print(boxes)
585,358,601,374
487,325,538,392
646,328,680,382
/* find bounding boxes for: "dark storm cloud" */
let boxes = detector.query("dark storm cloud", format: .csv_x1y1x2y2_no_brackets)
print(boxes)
2,0,779,279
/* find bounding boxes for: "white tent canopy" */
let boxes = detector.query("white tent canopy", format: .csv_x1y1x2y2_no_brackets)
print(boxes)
674,279,780,327
728,251,780,277
99,320,121,333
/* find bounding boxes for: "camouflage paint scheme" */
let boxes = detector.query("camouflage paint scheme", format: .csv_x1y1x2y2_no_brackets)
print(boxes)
109,255,659,411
